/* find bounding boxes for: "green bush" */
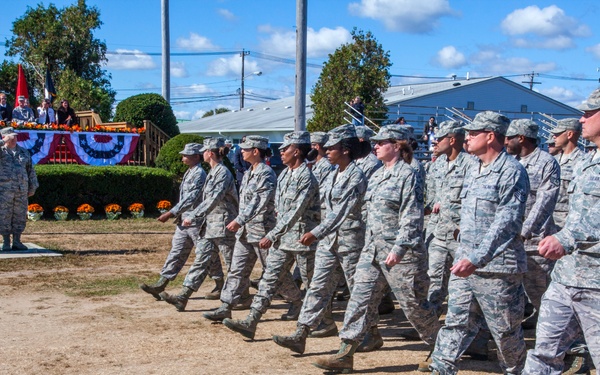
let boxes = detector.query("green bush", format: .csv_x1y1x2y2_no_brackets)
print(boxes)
31,165,177,216
155,134,205,177
113,93,179,137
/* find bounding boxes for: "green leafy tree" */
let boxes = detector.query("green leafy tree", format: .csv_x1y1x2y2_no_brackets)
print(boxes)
114,93,179,137
4,0,114,114
307,28,391,132
202,107,231,118
55,69,115,121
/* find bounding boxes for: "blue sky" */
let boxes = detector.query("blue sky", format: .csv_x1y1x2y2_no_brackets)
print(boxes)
2,0,600,120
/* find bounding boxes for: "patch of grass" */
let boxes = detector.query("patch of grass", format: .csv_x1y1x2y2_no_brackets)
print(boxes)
63,274,185,297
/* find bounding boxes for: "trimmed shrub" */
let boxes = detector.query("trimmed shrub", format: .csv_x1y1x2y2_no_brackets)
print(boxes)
31,165,177,216
113,93,179,137
155,134,205,177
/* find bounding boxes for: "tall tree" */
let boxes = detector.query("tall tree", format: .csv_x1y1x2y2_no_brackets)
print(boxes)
202,107,231,118
307,29,392,132
5,0,114,118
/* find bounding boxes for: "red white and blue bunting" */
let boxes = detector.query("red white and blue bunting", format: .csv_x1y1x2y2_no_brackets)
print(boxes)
16,130,140,166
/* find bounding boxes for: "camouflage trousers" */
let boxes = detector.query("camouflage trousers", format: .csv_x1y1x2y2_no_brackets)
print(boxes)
250,247,315,314
298,247,361,329
183,235,235,291
160,225,221,281
0,190,28,235
523,281,600,374
339,246,440,345
431,273,526,375
220,233,299,305
427,236,457,315
523,249,555,322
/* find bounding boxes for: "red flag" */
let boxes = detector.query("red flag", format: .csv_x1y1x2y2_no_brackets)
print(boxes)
14,64,29,108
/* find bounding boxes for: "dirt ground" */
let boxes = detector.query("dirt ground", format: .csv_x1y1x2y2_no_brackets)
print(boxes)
0,219,524,374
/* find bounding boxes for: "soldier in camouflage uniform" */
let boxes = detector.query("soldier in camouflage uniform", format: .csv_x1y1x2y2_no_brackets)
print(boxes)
425,121,477,317
551,118,585,230
430,111,530,375
160,137,238,311
0,127,38,251
354,126,382,180
313,125,439,374
505,119,560,329
272,124,368,355
523,89,600,374
203,136,299,320
223,131,320,339
139,143,210,299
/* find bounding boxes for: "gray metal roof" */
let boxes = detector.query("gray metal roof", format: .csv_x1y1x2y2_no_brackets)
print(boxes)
384,77,492,104
178,95,313,135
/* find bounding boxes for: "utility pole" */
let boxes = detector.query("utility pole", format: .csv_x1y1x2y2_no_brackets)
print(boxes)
161,0,170,102
522,71,540,90
294,0,307,131
240,49,250,109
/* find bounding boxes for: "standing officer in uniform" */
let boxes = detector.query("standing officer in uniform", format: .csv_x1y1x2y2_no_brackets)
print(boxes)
505,119,560,329
160,137,238,311
139,143,208,299
551,118,584,230
0,127,38,251
430,111,530,375
425,120,476,317
222,131,319,339
523,88,600,375
313,125,439,374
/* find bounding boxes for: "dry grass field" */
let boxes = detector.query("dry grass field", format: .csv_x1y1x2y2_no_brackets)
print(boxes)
0,218,534,374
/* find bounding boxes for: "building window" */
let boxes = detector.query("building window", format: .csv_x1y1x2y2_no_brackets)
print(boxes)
521,105,528,113
466,101,474,110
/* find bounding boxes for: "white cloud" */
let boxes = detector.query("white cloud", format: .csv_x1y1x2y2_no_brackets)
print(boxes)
173,110,191,119
586,44,600,59
433,46,466,69
173,84,212,96
348,0,456,34
501,5,591,50
470,48,556,75
259,26,351,58
539,86,580,106
106,49,156,70
171,62,188,78
206,55,260,77
192,110,207,120
176,33,218,51
218,8,236,21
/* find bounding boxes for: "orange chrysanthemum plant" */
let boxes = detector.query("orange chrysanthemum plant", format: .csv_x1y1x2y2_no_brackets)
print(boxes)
128,203,145,219
53,205,69,221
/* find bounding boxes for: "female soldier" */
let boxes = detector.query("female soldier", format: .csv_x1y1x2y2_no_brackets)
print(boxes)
160,137,238,311
222,131,319,339
272,123,369,354
312,125,440,373
203,136,299,320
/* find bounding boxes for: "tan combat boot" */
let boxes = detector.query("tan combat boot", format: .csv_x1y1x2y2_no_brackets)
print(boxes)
312,339,358,374
272,324,309,354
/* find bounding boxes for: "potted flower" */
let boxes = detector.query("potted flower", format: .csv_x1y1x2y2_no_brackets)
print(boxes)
156,200,172,214
27,203,44,221
105,203,122,220
77,204,94,220
128,203,145,219
54,206,69,221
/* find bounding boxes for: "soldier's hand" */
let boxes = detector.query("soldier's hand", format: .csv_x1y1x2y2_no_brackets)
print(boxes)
226,220,241,232
385,252,402,267
299,232,316,246
538,236,566,260
259,237,272,249
451,259,476,277
157,211,173,223
432,202,441,214
181,218,192,226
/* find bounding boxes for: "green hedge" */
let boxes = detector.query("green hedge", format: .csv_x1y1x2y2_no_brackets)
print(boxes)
113,93,180,137
30,165,177,216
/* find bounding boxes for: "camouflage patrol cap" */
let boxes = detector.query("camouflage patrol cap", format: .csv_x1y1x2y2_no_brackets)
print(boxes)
371,125,410,141
239,135,269,150
355,126,376,140
506,119,539,138
398,124,415,139
324,124,357,147
541,135,555,145
310,132,328,145
464,111,510,135
436,120,464,138
280,131,311,149
551,118,582,134
1,127,17,137
199,136,225,152
578,88,600,111
179,143,203,155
